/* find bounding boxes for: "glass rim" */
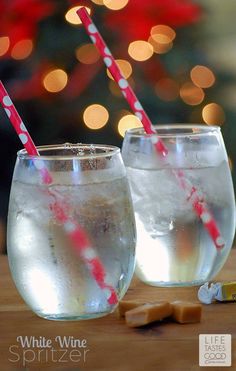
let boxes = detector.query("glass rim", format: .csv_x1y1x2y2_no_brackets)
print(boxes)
17,143,120,160
125,124,221,138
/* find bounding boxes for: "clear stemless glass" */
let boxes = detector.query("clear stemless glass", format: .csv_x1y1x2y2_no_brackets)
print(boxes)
122,125,236,287
7,144,136,320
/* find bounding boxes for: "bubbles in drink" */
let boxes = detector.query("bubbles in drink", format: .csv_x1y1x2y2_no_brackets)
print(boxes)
7,175,136,319
126,161,235,286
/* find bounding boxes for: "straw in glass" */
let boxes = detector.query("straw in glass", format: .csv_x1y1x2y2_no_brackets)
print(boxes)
0,80,118,305
77,7,224,251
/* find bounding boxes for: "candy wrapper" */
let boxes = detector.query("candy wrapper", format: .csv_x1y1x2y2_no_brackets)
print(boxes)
198,281,236,304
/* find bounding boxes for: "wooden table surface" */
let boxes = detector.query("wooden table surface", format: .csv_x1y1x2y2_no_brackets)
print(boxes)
0,251,235,371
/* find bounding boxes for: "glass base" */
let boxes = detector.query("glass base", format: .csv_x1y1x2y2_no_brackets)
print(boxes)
141,279,206,287
35,311,113,321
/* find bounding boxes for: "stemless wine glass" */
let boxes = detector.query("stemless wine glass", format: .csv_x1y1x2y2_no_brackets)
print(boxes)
7,144,136,320
122,125,235,287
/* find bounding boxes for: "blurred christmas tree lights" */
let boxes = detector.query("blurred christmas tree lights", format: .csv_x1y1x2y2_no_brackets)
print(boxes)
0,0,232,139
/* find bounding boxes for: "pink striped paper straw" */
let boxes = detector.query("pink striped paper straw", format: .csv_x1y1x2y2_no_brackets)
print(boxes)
77,7,224,250
0,80,118,305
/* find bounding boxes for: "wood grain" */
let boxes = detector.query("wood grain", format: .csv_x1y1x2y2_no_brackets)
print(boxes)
0,251,235,371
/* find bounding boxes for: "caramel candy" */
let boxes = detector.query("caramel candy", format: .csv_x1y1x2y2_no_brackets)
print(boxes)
125,302,172,327
118,300,145,318
171,301,202,324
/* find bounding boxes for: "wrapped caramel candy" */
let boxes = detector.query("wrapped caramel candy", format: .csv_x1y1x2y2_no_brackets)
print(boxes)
198,281,236,304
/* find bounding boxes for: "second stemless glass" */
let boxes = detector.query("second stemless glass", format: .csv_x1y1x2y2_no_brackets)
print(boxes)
122,125,235,287
7,144,136,320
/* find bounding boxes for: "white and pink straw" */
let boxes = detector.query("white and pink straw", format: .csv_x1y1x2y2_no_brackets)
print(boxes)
77,7,224,250
0,80,118,305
